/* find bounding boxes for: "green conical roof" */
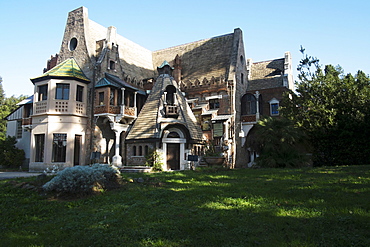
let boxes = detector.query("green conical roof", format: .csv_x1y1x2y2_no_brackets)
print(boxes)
158,60,174,69
31,58,90,83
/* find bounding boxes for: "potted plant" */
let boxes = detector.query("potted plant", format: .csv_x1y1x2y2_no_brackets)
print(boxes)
202,141,225,166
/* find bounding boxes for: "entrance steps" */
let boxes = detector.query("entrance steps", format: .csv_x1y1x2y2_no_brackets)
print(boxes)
120,166,152,173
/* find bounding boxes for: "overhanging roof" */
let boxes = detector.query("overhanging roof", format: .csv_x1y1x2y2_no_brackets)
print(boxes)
31,58,90,83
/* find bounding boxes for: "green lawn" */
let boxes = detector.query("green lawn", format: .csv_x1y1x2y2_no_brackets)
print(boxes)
1,166,369,247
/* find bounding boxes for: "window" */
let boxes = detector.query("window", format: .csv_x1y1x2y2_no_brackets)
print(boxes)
76,85,84,102
99,92,104,105
69,37,78,51
202,115,212,131
110,90,115,105
109,60,116,70
56,83,70,100
24,104,33,118
38,85,48,101
133,146,137,156
52,133,67,162
168,131,180,138
35,134,45,162
269,98,280,116
16,120,22,139
165,85,176,105
209,99,220,109
241,73,244,84
241,94,256,115
139,146,143,156
213,122,224,138
144,145,149,156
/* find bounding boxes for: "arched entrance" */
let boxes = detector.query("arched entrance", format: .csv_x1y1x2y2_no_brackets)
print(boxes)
162,128,186,170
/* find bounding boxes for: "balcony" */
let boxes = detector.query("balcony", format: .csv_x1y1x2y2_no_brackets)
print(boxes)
241,115,257,123
123,106,136,117
22,117,32,125
164,105,179,118
94,105,136,118
94,105,120,114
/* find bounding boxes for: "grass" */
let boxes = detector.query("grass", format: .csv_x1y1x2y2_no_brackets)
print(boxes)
1,165,370,247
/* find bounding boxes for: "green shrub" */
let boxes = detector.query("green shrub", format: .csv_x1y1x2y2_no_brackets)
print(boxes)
42,164,121,195
144,149,163,171
0,136,25,168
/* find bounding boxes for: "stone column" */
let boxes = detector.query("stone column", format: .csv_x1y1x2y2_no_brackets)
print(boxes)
111,128,122,166
120,88,125,115
254,91,260,121
134,92,137,116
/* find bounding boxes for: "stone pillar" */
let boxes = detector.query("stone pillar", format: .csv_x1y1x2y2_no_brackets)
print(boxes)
254,91,260,121
134,92,137,116
111,128,122,166
120,88,125,115
163,92,167,104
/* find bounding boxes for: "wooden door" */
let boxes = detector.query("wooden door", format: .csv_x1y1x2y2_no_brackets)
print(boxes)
167,143,180,170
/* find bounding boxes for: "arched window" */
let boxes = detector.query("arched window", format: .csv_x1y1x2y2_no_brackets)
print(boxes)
241,94,256,115
165,85,176,105
144,145,149,156
168,131,180,138
133,146,137,156
241,93,263,115
139,146,143,156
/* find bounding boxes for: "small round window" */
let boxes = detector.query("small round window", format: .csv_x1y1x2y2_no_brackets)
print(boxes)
69,37,78,51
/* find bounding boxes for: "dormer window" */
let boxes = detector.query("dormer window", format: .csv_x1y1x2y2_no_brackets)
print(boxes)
165,85,176,105
109,60,116,70
164,85,178,118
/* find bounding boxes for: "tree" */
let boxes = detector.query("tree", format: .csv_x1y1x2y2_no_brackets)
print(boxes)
0,136,25,168
252,117,310,168
281,49,370,166
0,78,27,140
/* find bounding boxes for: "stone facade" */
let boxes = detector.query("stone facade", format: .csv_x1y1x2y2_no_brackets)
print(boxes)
6,6,293,171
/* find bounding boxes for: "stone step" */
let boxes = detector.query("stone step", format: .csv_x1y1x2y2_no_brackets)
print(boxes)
120,166,152,173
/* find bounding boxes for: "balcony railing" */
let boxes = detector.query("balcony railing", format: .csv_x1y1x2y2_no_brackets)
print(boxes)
34,100,86,115
165,105,179,118
124,106,136,116
94,105,120,114
22,118,32,125
94,105,136,117
241,115,257,123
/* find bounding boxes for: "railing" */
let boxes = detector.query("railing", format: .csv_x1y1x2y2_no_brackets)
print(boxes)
124,106,136,116
94,105,124,115
34,100,86,115
22,118,32,125
241,115,256,123
165,105,179,118
35,101,47,114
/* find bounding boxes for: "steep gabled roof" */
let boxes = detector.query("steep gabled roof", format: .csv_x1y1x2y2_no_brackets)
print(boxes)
31,58,90,83
126,74,202,141
247,58,285,91
152,33,235,82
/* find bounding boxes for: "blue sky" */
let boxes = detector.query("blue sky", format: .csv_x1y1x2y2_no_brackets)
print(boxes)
1,0,369,97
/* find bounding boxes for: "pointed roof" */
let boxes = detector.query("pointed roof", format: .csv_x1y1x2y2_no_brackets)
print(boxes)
158,60,174,69
126,74,202,142
31,58,90,83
